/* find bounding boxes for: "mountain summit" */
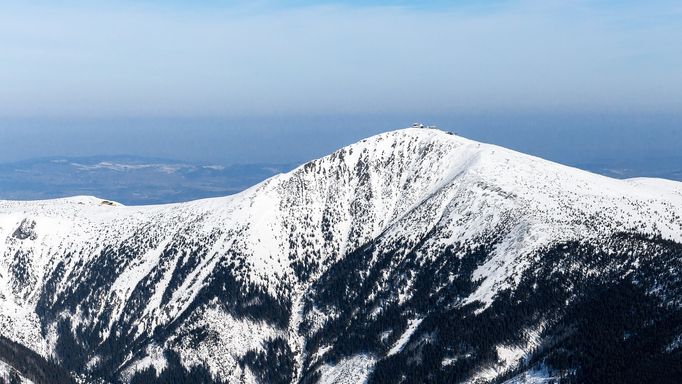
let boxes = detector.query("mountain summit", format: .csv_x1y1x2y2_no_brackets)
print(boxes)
0,128,680,383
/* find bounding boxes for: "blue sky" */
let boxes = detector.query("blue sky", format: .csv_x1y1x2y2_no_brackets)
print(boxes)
0,1,680,169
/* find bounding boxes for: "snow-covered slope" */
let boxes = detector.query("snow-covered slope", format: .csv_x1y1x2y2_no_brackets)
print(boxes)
0,128,680,383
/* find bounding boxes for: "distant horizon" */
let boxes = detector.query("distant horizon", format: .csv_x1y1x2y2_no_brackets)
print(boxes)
1,120,681,205
1,135,680,183
1,111,680,166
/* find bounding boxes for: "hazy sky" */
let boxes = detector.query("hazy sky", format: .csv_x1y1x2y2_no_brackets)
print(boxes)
0,1,680,169
1,0,681,117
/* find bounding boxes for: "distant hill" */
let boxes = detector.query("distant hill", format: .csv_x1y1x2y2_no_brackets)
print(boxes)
575,156,682,182
0,156,298,205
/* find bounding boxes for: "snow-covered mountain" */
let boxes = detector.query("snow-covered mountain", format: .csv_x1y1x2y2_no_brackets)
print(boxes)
0,128,680,384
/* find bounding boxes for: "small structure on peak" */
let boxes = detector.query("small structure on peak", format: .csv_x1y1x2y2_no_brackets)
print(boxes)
411,123,440,129
99,200,116,206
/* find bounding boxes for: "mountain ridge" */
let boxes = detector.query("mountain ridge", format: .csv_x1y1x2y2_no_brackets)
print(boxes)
0,127,680,383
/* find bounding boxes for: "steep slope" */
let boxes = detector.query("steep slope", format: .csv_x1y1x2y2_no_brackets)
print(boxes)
0,335,74,384
0,128,681,383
